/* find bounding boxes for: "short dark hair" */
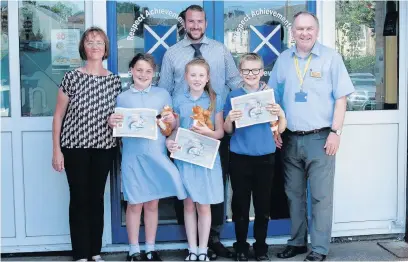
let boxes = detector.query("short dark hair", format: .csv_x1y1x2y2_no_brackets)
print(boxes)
184,5,206,22
128,53,156,70
78,26,109,60
293,11,319,27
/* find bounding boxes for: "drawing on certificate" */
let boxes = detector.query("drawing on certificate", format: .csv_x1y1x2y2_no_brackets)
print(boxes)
231,89,278,128
170,128,220,169
113,107,158,140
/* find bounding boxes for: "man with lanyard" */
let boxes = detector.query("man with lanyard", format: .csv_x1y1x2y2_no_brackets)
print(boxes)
159,4,241,260
268,11,354,261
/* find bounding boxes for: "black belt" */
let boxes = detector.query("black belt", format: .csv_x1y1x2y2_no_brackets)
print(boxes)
287,127,330,136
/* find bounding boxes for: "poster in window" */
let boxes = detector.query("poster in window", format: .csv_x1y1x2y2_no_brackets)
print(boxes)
51,29,81,70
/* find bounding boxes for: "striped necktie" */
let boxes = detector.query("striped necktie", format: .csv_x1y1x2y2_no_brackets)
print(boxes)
191,43,203,58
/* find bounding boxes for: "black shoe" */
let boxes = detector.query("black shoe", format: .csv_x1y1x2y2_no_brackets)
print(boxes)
276,246,308,259
304,251,326,261
256,254,270,261
127,252,144,261
207,248,217,261
235,252,248,261
145,251,162,261
209,241,233,258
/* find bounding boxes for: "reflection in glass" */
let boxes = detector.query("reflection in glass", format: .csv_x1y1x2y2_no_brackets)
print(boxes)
19,1,85,117
1,2,10,117
335,1,399,111
116,1,202,226
116,1,201,90
224,1,306,83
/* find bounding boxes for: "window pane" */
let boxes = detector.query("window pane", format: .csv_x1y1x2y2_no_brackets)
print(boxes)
224,1,307,83
1,2,10,117
19,1,85,117
335,1,399,111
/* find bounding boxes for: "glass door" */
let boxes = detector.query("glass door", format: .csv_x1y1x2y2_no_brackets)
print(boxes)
107,0,213,244
108,0,316,244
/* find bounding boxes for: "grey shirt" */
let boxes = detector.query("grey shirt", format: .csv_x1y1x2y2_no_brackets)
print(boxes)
158,35,242,106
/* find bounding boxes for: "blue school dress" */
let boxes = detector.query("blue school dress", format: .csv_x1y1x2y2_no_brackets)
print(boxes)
117,85,187,204
173,91,224,204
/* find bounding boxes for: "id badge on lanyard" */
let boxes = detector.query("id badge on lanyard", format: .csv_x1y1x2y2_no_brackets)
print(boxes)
294,55,312,103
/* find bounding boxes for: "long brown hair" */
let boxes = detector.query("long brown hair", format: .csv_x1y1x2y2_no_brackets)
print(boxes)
185,58,216,112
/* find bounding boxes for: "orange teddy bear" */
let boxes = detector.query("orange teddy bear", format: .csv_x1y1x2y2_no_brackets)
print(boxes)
156,105,177,136
191,105,214,130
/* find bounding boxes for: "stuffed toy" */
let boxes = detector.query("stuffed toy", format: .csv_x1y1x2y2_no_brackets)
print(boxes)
191,105,214,130
156,105,177,136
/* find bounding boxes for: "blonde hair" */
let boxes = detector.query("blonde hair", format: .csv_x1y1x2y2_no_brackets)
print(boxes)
185,58,216,112
239,53,264,70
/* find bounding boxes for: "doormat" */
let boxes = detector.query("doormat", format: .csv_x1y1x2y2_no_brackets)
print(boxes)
378,241,408,258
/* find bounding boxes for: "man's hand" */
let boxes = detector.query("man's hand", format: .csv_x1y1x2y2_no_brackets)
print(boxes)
274,133,283,149
324,132,340,156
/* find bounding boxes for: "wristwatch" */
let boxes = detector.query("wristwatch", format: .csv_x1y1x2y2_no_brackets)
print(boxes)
331,129,342,136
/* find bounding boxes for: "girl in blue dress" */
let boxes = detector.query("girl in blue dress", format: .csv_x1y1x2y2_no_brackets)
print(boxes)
108,54,186,261
166,58,225,261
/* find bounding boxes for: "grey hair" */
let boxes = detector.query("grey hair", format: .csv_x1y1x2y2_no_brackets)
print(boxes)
293,11,319,28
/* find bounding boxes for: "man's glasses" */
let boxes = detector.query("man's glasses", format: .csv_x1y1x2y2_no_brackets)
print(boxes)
240,68,262,75
85,41,105,48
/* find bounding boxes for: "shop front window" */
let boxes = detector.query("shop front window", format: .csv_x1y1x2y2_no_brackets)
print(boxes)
1,2,10,117
19,1,85,117
335,1,399,111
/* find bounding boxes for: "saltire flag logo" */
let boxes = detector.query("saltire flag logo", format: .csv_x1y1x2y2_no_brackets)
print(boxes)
249,25,281,66
144,25,177,65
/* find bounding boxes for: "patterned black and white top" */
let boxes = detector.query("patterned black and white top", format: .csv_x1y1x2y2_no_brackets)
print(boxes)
60,70,122,149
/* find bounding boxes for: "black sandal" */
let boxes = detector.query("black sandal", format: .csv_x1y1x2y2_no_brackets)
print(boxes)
185,252,198,261
197,253,210,261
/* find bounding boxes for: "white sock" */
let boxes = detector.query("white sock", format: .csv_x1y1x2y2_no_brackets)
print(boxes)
146,243,155,253
129,244,140,256
198,247,208,255
189,246,198,254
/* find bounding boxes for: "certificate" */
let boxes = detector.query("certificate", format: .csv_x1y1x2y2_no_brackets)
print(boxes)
113,107,158,140
231,89,278,128
170,128,220,169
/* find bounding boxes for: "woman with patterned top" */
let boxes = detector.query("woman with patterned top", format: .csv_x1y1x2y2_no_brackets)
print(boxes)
52,27,121,262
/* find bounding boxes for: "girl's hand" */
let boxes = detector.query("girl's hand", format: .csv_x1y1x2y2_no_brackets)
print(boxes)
191,123,212,135
266,103,282,116
108,113,123,128
227,109,242,122
52,149,65,172
166,139,180,153
162,111,175,123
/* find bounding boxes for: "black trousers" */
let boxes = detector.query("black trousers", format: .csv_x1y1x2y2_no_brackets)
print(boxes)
174,135,229,240
229,152,275,256
62,147,115,260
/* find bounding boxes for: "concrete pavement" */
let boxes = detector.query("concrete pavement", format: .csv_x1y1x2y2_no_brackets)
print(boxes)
2,239,407,261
